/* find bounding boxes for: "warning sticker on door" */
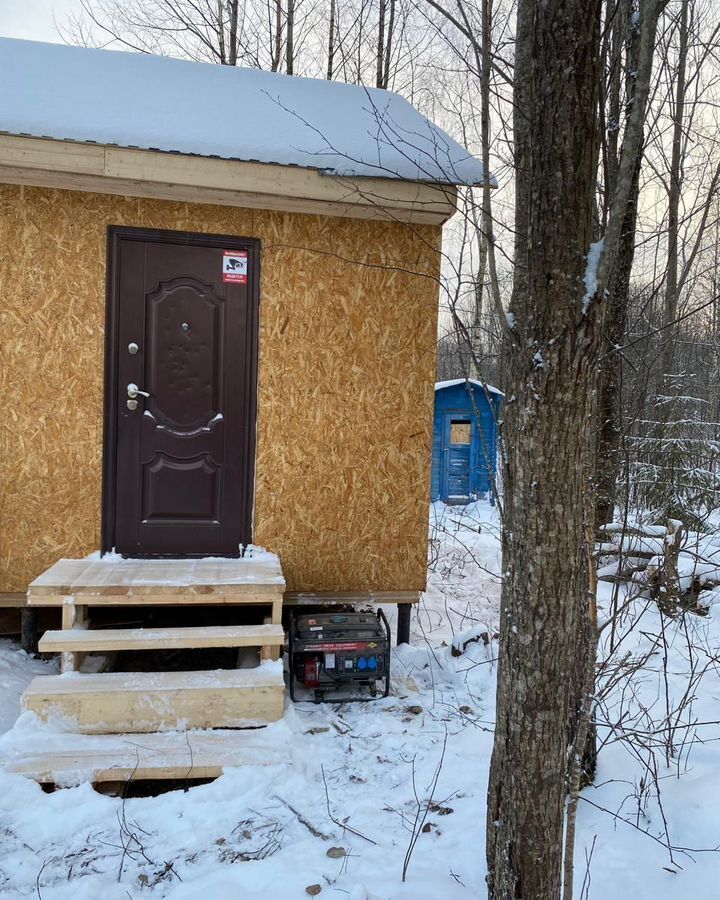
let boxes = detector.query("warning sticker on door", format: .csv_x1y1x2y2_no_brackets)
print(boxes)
222,250,248,284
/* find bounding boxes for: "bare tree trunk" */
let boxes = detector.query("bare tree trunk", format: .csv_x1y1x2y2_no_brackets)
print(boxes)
485,2,602,898
595,1,645,526
327,0,336,79
455,0,506,331
286,0,295,74
217,0,227,63
603,0,625,222
382,0,396,88
562,526,599,900
478,0,503,355
659,0,689,382
376,0,386,87
228,0,239,65
272,0,283,71
472,236,487,379
595,153,642,526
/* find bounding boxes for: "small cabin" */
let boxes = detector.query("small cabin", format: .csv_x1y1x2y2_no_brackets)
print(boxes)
0,39,491,779
432,379,502,504
0,38,487,602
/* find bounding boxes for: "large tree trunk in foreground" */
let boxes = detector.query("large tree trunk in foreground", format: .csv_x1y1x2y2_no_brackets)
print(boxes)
485,1,602,898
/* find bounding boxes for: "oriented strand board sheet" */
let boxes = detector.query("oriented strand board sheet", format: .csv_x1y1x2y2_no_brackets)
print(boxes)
0,185,441,593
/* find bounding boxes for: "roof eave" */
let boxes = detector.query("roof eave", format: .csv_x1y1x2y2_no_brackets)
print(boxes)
0,133,459,226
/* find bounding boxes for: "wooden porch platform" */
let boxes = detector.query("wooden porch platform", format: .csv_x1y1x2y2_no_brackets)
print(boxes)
27,555,286,605
6,553,289,784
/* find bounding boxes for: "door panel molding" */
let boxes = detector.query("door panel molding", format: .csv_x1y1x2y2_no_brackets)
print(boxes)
101,226,260,556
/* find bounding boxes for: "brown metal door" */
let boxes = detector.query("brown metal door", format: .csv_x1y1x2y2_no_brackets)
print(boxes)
104,228,259,556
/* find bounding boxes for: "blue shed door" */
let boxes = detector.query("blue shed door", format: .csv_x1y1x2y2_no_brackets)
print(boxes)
442,414,473,501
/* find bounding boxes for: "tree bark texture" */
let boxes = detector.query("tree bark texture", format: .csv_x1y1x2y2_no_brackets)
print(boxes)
486,1,602,898
382,0,396,88
595,151,642,526
228,0,239,65
595,0,643,527
286,0,295,74
659,0,689,383
595,0,668,525
327,0,336,79
376,0,387,87
272,0,283,71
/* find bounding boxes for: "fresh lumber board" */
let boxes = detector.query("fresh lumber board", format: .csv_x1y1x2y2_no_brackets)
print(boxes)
0,593,27,608
28,557,286,602
283,590,421,604
0,135,456,226
28,591,283,607
23,663,285,734
39,624,285,653
2,729,289,784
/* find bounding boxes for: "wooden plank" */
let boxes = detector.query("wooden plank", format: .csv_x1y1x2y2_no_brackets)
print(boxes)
0,135,458,226
283,590,422,605
39,624,285,653
0,593,27,608
29,559,91,593
28,591,284,607
27,557,287,604
60,601,85,673
0,165,455,225
2,729,290,784
23,664,285,733
260,617,282,662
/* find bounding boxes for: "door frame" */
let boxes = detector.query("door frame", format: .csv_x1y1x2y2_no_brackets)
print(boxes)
101,225,261,555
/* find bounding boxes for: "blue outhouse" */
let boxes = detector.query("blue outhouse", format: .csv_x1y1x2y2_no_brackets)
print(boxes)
431,378,502,503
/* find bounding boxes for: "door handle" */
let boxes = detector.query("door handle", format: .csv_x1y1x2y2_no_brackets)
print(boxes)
127,382,150,399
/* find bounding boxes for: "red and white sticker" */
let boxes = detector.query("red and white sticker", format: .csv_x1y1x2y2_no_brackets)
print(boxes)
222,250,248,283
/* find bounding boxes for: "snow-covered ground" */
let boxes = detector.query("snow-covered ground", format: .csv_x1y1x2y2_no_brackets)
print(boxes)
0,501,718,899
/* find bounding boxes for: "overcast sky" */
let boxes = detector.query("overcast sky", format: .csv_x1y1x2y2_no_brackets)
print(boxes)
0,0,83,42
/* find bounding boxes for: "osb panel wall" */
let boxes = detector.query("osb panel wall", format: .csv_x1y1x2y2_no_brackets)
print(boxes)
0,185,441,593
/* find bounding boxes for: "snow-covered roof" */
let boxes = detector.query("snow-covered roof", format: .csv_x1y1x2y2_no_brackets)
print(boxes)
435,378,504,396
0,38,488,187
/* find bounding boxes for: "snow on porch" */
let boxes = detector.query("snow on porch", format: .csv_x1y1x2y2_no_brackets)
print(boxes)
26,550,286,604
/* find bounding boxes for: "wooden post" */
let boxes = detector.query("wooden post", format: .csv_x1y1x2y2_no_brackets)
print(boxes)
397,603,411,645
60,597,87,673
21,608,38,654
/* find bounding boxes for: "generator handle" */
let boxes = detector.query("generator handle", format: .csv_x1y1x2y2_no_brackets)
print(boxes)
288,608,296,702
376,607,392,698
377,607,391,641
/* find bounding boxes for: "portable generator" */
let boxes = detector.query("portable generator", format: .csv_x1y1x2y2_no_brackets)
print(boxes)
288,610,391,702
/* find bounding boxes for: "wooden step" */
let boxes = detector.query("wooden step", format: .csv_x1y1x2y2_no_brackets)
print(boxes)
2,728,290,784
39,623,285,653
22,663,285,734
27,556,286,606
29,591,283,607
